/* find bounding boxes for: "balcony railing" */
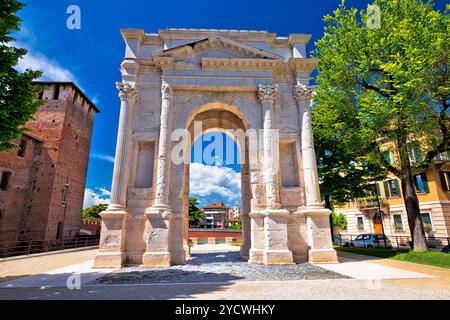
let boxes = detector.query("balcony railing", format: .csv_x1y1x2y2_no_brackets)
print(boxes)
356,196,388,210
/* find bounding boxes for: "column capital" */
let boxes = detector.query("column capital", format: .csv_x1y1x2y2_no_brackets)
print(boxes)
257,84,277,103
116,82,139,103
161,80,173,100
294,84,314,104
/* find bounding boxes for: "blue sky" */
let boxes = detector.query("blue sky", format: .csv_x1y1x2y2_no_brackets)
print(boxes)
13,0,447,208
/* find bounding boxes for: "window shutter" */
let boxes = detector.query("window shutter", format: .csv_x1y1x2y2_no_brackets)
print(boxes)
394,179,400,195
421,172,429,193
439,171,449,191
375,183,381,196
414,142,422,162
383,181,390,198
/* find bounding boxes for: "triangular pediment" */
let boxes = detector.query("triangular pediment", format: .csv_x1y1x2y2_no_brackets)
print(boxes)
152,36,283,67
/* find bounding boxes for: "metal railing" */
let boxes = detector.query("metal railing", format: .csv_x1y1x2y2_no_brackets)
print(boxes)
0,235,100,259
335,234,450,251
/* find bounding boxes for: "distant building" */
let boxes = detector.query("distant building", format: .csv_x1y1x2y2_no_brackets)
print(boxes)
229,204,241,219
0,82,99,243
200,202,229,229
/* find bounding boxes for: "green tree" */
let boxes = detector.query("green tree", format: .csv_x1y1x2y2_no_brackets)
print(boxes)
229,220,242,230
313,98,387,212
313,0,449,251
188,197,204,228
0,0,45,152
82,204,108,221
332,212,348,231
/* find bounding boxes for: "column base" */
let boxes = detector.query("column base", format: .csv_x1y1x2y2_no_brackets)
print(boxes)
308,248,338,264
141,252,171,267
171,249,187,265
249,248,264,264
93,252,124,268
240,244,250,260
263,249,294,265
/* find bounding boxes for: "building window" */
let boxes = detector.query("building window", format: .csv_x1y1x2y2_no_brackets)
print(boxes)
421,213,433,232
357,216,364,231
17,139,27,158
0,172,11,191
384,179,400,198
439,171,450,192
414,172,429,193
38,90,44,100
393,214,404,231
382,151,392,164
53,85,60,100
365,183,381,197
408,141,422,163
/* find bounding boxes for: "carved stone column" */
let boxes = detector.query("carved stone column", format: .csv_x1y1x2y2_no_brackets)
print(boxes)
258,85,281,210
142,81,176,266
294,84,321,209
248,162,266,264
295,84,337,264
240,163,251,259
93,82,138,268
257,85,293,265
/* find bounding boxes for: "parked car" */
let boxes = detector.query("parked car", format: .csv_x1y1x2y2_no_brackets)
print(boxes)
345,234,387,248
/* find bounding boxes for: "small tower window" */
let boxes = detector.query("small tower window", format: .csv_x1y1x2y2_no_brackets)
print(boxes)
53,85,60,100
17,139,27,158
0,172,12,191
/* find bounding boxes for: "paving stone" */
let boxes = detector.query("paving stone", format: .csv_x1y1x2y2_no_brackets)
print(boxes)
92,251,349,285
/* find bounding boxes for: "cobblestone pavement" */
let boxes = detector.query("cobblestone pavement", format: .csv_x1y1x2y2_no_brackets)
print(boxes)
92,251,349,285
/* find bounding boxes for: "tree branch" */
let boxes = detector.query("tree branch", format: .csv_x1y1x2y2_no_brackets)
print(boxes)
415,99,450,171
374,143,402,177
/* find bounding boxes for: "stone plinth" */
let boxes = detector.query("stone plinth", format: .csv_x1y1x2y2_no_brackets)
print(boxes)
302,208,338,264
93,211,128,268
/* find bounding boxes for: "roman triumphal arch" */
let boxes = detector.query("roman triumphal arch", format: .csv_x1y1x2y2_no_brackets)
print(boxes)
93,28,338,267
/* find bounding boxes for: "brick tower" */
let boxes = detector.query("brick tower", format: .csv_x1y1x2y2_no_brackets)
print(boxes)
0,82,99,242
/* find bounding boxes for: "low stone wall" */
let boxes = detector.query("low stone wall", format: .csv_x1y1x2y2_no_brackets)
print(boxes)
80,220,101,235
188,228,242,245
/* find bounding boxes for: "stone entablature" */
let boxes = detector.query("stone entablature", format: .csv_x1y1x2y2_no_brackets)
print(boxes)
94,28,337,268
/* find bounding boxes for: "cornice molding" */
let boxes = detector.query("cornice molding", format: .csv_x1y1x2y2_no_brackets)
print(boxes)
288,58,320,75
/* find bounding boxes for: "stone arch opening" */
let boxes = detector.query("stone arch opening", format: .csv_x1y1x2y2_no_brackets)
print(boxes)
182,104,252,259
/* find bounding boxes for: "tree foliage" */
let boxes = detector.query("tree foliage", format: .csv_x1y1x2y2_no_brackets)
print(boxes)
82,204,108,221
313,0,449,251
332,212,348,230
188,197,204,227
313,96,387,210
0,0,45,152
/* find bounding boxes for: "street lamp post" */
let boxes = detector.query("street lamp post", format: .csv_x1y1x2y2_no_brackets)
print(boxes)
375,193,388,248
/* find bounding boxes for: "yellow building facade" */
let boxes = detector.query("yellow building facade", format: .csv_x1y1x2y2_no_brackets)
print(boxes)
336,152,450,247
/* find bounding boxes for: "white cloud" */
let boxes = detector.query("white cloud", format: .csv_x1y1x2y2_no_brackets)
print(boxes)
91,153,115,163
12,41,76,82
189,163,241,206
83,188,111,208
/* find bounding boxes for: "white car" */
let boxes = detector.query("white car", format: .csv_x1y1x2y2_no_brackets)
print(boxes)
345,234,388,248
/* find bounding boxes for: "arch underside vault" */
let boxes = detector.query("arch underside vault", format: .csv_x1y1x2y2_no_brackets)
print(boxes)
93,29,338,268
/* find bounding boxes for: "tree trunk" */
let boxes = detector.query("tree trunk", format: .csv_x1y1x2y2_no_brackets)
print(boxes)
397,137,428,252
325,195,335,242
401,173,428,252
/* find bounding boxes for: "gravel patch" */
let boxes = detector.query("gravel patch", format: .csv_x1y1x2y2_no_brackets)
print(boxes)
93,251,349,285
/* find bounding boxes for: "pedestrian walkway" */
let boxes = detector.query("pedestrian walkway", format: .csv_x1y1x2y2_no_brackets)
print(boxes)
316,252,435,280
0,246,449,299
